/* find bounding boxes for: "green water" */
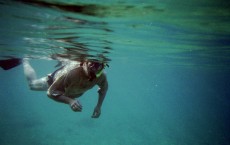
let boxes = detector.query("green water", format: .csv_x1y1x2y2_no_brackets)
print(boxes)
0,0,230,145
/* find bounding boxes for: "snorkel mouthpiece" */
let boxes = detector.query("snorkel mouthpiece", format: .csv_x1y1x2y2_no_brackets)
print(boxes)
96,69,103,78
88,62,108,81
95,63,108,78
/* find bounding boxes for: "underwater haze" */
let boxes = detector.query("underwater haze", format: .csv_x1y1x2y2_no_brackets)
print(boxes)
0,0,230,145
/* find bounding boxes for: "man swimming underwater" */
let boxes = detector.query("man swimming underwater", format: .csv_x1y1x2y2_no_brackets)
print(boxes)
21,58,108,118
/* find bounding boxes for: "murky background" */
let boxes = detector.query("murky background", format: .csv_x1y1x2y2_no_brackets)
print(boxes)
0,0,230,145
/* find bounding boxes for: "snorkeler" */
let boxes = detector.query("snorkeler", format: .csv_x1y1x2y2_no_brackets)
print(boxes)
22,58,108,118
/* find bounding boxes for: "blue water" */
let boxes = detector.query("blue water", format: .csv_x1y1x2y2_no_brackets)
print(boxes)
0,0,230,145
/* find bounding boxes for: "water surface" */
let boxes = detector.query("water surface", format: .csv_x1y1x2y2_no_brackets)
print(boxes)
0,0,230,145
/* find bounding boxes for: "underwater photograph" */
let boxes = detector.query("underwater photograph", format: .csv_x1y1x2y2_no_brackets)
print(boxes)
0,0,230,145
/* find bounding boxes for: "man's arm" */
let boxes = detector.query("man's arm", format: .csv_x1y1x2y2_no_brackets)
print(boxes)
92,73,108,118
47,76,82,111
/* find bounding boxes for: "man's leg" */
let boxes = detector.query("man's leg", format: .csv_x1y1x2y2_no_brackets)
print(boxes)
23,59,49,91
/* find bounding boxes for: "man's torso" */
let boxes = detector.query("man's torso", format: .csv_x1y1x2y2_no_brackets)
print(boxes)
52,61,101,98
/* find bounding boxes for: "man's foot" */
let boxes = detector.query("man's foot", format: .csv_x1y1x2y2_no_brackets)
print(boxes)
0,57,22,70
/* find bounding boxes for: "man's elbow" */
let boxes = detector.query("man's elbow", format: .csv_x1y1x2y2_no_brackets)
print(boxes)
98,85,108,96
47,90,64,99
47,91,53,99
47,90,56,100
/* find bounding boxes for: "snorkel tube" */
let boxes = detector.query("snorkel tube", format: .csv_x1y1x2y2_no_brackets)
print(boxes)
96,68,104,78
88,63,108,81
96,63,109,78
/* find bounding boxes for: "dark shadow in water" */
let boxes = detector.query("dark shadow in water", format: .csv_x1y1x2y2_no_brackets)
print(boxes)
47,15,113,62
14,0,109,17
13,0,164,17
50,33,112,62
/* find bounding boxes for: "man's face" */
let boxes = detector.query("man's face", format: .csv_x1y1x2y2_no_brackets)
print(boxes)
87,62,104,81
88,62,103,73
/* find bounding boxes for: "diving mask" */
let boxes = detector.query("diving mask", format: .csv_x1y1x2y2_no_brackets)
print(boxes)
88,62,107,81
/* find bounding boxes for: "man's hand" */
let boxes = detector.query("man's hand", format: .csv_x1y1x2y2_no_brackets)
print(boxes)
70,100,82,112
91,106,101,118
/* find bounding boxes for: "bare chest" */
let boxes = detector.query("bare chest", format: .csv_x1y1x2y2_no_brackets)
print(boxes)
65,78,97,96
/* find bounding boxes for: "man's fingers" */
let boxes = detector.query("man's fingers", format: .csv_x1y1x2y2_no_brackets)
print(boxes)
91,109,101,118
92,112,100,118
76,100,82,108
76,103,82,109
71,102,82,111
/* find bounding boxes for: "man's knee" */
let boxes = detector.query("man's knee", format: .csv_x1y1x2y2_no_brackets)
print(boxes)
28,81,48,91
28,83,38,90
28,82,39,90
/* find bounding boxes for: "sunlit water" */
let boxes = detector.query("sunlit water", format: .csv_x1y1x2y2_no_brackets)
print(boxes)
0,0,230,145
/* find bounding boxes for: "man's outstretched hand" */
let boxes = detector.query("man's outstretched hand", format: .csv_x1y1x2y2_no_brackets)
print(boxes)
70,100,101,118
91,106,101,118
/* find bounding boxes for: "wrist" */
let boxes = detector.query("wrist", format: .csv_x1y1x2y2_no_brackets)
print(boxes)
68,99,76,105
